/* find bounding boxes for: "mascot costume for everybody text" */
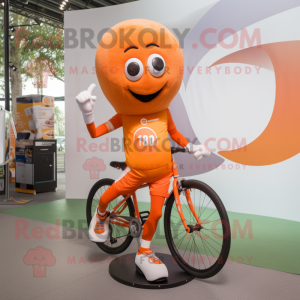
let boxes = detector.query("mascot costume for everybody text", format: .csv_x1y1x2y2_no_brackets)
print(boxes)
76,19,210,282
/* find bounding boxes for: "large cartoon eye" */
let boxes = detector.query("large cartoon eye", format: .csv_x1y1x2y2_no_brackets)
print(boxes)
147,54,165,77
125,58,144,81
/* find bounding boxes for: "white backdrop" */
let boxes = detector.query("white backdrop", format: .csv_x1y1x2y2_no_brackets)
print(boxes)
65,0,300,222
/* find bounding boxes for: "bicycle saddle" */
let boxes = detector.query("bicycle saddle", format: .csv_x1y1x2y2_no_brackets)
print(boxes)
110,161,127,170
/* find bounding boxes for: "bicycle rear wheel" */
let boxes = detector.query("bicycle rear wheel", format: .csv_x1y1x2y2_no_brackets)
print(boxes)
86,178,135,254
164,180,231,278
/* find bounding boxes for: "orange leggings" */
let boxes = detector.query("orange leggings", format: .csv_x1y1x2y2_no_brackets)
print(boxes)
98,165,172,241
99,187,164,241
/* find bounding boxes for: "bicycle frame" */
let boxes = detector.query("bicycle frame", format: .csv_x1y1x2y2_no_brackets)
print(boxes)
109,157,202,233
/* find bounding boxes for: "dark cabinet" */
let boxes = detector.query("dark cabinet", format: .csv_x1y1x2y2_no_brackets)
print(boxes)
34,140,57,193
15,139,57,194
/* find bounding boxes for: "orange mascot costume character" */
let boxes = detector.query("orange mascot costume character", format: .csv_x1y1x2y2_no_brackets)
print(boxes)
76,19,210,282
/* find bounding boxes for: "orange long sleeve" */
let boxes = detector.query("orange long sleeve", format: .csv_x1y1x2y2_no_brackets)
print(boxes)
86,114,123,138
168,128,189,147
86,122,109,138
167,109,189,147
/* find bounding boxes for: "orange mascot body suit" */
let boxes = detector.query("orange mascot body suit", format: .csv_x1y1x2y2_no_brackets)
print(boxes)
76,19,210,282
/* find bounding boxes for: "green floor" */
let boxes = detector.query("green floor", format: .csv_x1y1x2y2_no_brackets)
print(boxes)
1,199,300,275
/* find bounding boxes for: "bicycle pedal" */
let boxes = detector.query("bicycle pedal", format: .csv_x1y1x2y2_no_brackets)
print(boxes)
110,238,117,244
139,211,150,225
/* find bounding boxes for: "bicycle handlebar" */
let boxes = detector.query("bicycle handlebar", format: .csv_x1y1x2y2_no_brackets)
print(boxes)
171,147,187,154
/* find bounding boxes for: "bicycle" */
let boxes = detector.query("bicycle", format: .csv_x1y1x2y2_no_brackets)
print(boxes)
86,147,231,279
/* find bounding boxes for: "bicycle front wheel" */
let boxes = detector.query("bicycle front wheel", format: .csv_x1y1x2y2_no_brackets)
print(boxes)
164,180,231,278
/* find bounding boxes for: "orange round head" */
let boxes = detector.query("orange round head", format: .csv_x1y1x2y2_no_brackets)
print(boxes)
95,19,184,115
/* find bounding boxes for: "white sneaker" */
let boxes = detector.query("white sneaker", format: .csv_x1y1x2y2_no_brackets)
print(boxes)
88,209,110,243
135,250,168,282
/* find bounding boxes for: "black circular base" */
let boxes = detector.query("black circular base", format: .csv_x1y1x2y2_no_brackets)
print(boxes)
109,252,194,289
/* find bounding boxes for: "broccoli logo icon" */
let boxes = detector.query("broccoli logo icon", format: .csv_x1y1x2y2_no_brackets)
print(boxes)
83,157,106,179
23,246,56,277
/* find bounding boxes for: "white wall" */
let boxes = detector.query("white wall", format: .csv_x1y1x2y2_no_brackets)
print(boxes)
64,0,300,222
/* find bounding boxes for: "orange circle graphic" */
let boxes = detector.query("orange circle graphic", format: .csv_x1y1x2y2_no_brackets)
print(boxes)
133,127,158,155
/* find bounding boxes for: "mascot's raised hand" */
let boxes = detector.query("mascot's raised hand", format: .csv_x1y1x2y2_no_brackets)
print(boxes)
186,143,211,160
75,83,97,124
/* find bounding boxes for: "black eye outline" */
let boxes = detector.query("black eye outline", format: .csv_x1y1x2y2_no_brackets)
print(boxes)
147,54,165,78
125,58,144,81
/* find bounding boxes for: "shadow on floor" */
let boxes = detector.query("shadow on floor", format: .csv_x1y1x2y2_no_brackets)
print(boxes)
0,172,66,210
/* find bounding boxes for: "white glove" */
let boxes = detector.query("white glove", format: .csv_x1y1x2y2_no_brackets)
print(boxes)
75,83,97,124
186,143,211,160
